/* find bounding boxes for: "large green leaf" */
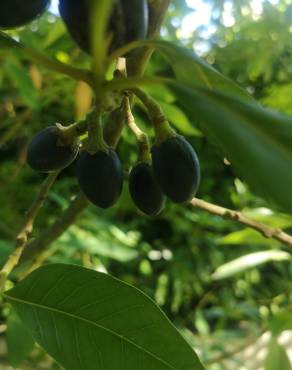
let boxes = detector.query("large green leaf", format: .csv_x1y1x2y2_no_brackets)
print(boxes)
5,264,205,370
212,250,291,280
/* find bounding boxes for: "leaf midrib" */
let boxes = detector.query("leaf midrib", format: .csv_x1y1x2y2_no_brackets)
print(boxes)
6,294,181,370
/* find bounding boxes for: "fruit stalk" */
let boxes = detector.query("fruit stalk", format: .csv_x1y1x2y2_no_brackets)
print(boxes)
124,96,151,163
103,106,125,148
85,108,108,154
132,87,176,144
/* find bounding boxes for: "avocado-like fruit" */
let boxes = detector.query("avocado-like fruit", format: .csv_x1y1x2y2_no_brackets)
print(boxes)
59,0,148,54
76,149,123,208
0,0,49,29
129,162,165,216
27,126,79,173
151,135,200,203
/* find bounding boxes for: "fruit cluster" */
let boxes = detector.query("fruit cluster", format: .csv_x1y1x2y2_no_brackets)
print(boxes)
2,0,201,216
26,110,200,216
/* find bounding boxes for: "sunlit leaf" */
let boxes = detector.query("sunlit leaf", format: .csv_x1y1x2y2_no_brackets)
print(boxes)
212,251,291,280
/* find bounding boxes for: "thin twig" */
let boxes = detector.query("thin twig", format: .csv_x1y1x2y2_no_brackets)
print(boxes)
0,171,60,290
190,198,292,248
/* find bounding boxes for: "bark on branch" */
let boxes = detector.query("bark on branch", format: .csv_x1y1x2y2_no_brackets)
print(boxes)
191,198,292,248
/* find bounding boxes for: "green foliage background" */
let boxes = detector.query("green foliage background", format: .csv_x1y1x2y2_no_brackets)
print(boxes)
0,0,292,369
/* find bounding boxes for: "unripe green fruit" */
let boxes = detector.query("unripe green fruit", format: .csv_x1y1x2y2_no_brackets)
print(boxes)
58,0,148,54
129,162,165,216
0,0,49,29
151,135,200,203
76,150,123,208
27,126,79,173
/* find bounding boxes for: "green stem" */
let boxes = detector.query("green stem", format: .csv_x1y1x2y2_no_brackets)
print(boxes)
124,96,151,163
55,107,106,146
103,105,126,148
132,87,176,144
86,109,108,153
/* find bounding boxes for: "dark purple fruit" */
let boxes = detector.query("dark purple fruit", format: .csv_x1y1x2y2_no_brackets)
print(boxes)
151,135,200,203
0,0,49,29
129,162,165,216
58,0,148,54
76,149,123,208
27,126,79,173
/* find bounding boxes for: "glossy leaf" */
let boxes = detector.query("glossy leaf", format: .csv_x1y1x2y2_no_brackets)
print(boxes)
212,250,291,280
5,264,205,370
